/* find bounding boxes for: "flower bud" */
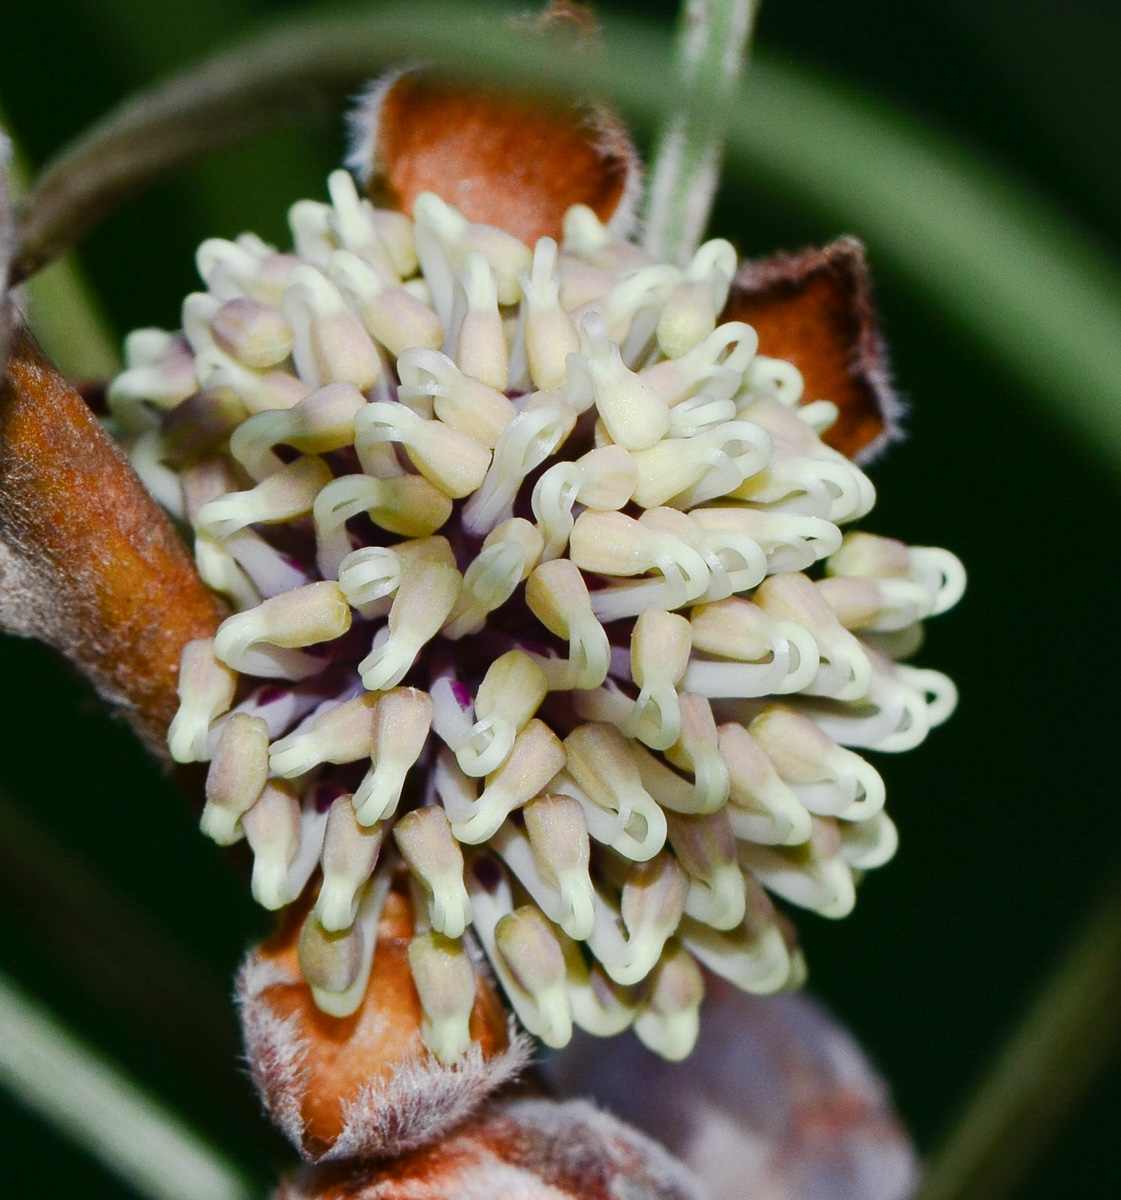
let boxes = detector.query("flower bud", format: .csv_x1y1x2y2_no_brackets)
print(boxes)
353,687,434,824
588,853,689,986
270,693,378,778
717,721,812,846
626,609,691,751
453,650,549,778
196,455,332,538
531,443,637,560
413,191,532,316
200,712,270,844
283,265,383,390
443,518,543,639
685,598,819,698
394,806,472,938
569,509,710,622
564,723,666,862
679,876,793,993
108,332,198,430
632,942,705,1061
655,239,736,359
461,399,576,536
490,795,595,941
448,720,565,845
455,252,509,391
738,817,857,920
330,249,444,356
520,236,581,390
358,554,460,692
355,402,491,499
314,474,453,577
667,809,746,932
159,386,248,463
324,169,400,280
691,506,842,573
749,706,885,823
242,780,303,910
316,795,387,931
755,572,873,701
628,421,771,510
196,236,301,306
396,347,515,446
408,931,478,1064
298,909,365,995
214,581,351,679
524,559,610,690
641,321,758,406
565,313,669,448
494,906,572,1048
209,298,294,368
663,693,731,814
230,383,367,480
167,638,237,763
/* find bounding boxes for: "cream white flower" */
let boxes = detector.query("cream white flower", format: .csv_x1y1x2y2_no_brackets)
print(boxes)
114,167,963,1064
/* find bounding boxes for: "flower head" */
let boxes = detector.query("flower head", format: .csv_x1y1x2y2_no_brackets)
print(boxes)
109,69,963,1069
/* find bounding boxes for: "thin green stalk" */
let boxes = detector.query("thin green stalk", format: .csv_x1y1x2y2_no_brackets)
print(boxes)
0,969,253,1200
12,249,121,378
0,131,13,373
0,114,118,377
913,878,1121,1200
0,789,243,1104
13,3,1121,478
643,0,760,265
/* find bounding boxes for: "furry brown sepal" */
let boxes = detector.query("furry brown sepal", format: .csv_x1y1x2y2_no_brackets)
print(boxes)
725,238,904,463
237,886,526,1163
346,67,641,247
273,1097,710,1200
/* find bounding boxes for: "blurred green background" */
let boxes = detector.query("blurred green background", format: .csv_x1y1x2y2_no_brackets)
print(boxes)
1,0,1119,1196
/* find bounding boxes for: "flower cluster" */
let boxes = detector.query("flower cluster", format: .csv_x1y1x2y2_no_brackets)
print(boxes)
109,167,962,1063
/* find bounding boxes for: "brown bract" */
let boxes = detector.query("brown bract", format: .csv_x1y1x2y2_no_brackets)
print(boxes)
726,238,902,463
239,881,527,1163
0,328,224,759
351,73,641,246
274,1097,707,1200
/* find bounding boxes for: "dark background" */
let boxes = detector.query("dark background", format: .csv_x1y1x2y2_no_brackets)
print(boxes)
1,0,1119,1195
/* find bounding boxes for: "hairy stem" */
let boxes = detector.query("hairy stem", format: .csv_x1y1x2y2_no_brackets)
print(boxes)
643,0,761,265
